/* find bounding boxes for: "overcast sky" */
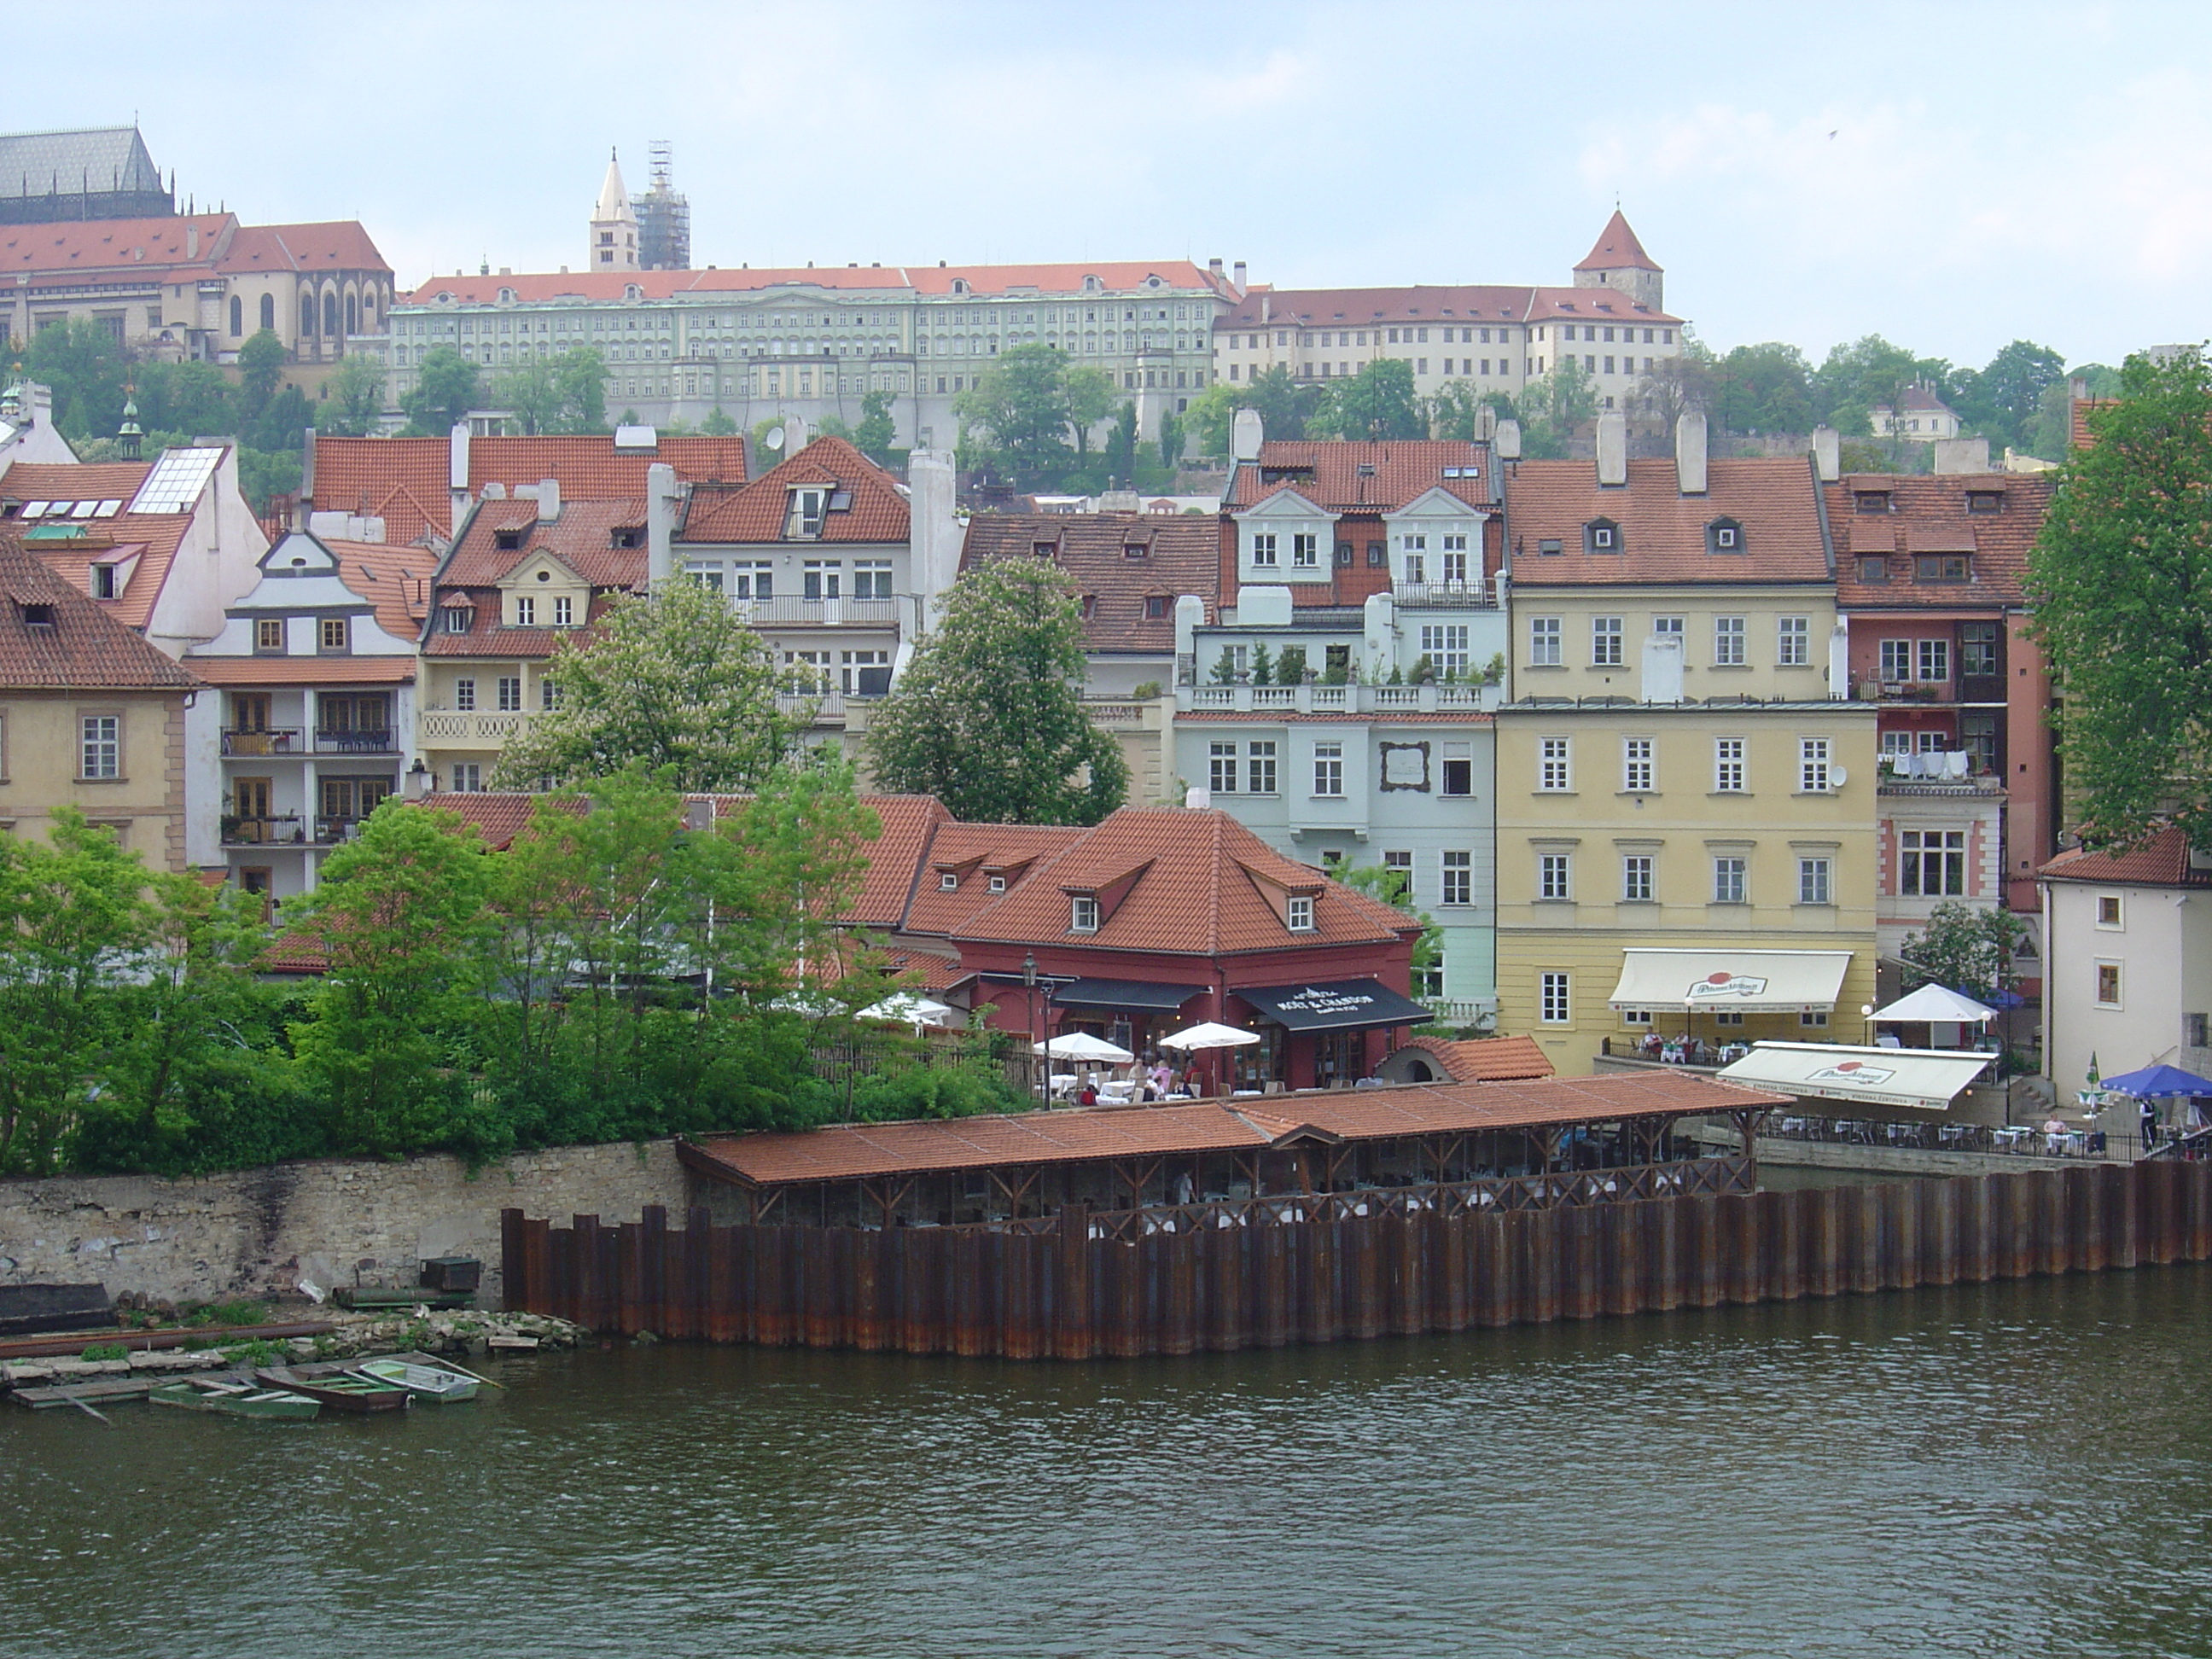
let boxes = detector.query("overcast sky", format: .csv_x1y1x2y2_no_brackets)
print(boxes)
12,1,2207,371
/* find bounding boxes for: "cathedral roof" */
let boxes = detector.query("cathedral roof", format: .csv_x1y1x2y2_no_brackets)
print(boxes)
1575,210,1661,273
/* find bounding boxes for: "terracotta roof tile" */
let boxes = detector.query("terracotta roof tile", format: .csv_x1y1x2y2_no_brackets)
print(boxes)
1575,210,1661,273
188,655,413,684
439,498,649,591
215,221,389,275
322,536,438,638
1386,1033,1553,1082
399,261,1230,307
1220,283,1680,329
2039,825,2212,888
0,213,234,277
1830,473,2052,608
843,795,956,928
899,823,1088,934
1228,440,1492,513
679,436,907,545
0,532,198,690
1505,456,1828,585
960,513,1219,653
2,462,154,501
26,516,193,631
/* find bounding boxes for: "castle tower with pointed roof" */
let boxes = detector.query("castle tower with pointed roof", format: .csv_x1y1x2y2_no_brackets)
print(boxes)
590,149,639,272
1574,210,1662,312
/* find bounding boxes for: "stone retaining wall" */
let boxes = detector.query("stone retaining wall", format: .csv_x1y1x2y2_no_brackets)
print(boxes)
0,1142,688,1309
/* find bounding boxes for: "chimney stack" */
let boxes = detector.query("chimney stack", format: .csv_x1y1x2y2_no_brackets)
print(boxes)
1674,409,1708,495
1494,418,1522,461
1596,410,1627,486
645,463,678,584
1231,408,1264,462
1231,260,1248,296
300,427,317,507
448,423,472,538
1811,425,1841,483
536,477,561,521
1932,437,1991,475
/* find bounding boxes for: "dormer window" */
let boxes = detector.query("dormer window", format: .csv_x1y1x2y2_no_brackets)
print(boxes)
940,872,958,891
514,597,536,626
1286,895,1315,933
1857,557,1889,584
786,488,827,539
1707,518,1744,554
443,606,473,633
1537,538,1563,556
988,875,1007,893
1250,532,1278,568
495,528,523,551
1854,490,1892,515
1145,596,1168,619
1966,490,2003,515
19,602,55,628
1585,519,1621,554
1070,895,1100,933
1032,540,1057,558
90,564,118,599
1916,554,1971,583
1122,539,1148,559
611,527,643,549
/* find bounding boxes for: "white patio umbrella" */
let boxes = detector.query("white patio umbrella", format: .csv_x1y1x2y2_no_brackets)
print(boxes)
1032,1032,1136,1064
1156,1022,1262,1051
1871,985,1997,1024
859,994,954,1028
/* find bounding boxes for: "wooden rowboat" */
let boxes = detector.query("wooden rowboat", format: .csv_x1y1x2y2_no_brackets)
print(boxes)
353,1357,479,1403
149,1379,321,1420
255,1365,410,1413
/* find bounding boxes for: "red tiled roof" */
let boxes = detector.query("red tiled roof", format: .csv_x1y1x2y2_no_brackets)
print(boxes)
188,655,413,684
323,536,437,639
400,261,1229,306
899,822,1088,935
844,795,956,928
0,213,233,277
680,436,907,545
0,533,198,690
1830,473,2052,608
2,462,154,501
1575,211,1661,273
439,497,649,590
1505,456,1828,585
1387,1033,1553,1082
1219,283,1679,329
1227,440,1491,514
215,221,389,276
416,791,586,849
960,513,1219,652
683,1068,1783,1187
2039,825,2212,888
31,517,193,631
2071,398,2117,452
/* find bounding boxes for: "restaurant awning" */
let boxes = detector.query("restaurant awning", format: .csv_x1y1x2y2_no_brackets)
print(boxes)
1052,977,1203,1013
1609,949,1854,1014
1238,979,1436,1033
1717,1042,1994,1112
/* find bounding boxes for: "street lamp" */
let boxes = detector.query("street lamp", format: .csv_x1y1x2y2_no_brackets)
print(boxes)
1022,951,1039,1100
1860,1003,1875,1046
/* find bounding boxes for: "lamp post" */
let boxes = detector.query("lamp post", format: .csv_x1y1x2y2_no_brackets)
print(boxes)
1022,951,1039,1101
1860,1003,1875,1046
1682,998,1694,1064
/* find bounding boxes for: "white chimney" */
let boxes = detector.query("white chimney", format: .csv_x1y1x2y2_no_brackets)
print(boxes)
1674,410,1708,496
1641,632,1684,703
1494,418,1522,461
1932,437,1991,475
536,477,561,522
907,449,962,611
1231,261,1248,295
1596,410,1628,486
1829,620,1852,699
448,423,471,538
1811,426,1841,483
645,463,678,584
1175,594,1208,684
1231,408,1264,462
300,428,317,505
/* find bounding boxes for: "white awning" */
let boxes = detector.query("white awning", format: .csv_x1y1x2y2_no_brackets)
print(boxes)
1717,1042,1994,1112
1608,949,1854,1014
1871,984,1996,1024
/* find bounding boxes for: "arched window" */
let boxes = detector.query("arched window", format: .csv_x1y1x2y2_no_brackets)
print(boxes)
301,293,317,335
346,292,358,335
230,295,243,336
259,293,276,331
323,291,340,335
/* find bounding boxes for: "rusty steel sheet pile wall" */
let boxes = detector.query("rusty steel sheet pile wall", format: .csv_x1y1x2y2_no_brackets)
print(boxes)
501,1160,2212,1359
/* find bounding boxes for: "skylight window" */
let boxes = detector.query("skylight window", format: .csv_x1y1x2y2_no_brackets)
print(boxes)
127,446,223,515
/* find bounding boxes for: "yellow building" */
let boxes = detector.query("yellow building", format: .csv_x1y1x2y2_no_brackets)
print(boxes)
0,533,198,869
1493,698,1878,1074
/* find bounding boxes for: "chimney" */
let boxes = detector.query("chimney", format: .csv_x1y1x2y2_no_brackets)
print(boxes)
185,223,198,260
907,449,962,608
1494,418,1522,461
536,477,561,522
1828,620,1852,699
1674,409,1708,495
1932,437,1991,475
645,463,678,585
1208,257,1224,279
1231,408,1264,462
1596,410,1627,486
300,427,317,507
449,422,471,538
1811,425,1841,483
1232,260,1248,296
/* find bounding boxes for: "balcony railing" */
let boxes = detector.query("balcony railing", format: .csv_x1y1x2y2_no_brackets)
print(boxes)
221,729,302,756
735,596,899,626
1393,581,1499,609
420,710,528,743
223,813,306,846
315,728,395,754
1181,682,1499,715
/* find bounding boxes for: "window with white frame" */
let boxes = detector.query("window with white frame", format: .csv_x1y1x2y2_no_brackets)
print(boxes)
498,677,522,713
451,762,482,792
1714,737,1745,792
1442,851,1472,905
1797,857,1833,905
541,678,560,711
1250,532,1278,568
1652,615,1684,639
513,596,536,626
731,562,773,599
1880,639,1912,681
1291,533,1318,568
454,678,477,711
1713,856,1747,904
2097,893,2123,928
1440,534,1469,585
1621,854,1653,902
553,596,574,627
1419,624,1470,674
1286,894,1315,931
1539,737,1571,791
1070,895,1100,933
1441,742,1472,796
2096,961,2122,1006
1529,616,1563,667
1778,616,1809,666
686,562,725,592
1246,741,1278,795
1539,853,1572,900
1714,616,1746,666
1622,738,1654,793
1902,830,1965,896
1382,848,1413,902
841,650,891,694
80,714,119,779
1540,971,1570,1024
1918,637,1950,681
853,560,894,599
1801,1011,1830,1028
1592,615,1624,667
1208,741,1238,794
1800,737,1831,792
803,561,841,599
1312,742,1343,797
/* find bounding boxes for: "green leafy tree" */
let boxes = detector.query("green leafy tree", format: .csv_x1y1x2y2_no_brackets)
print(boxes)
1063,367,1116,463
852,389,897,462
250,383,313,455
1812,335,1925,441
1954,340,2066,453
135,361,236,438
1707,341,1813,435
1103,402,1138,486
1900,900,2027,1003
26,319,128,439
2027,349,2212,850
955,343,1074,486
1516,357,1598,458
322,352,387,437
1158,410,1185,469
1343,863,1442,1000
699,405,740,437
867,558,1129,824
489,358,564,435
235,449,303,516
1312,358,1424,440
401,346,481,436
1428,380,1516,442
236,329,287,423
493,576,800,792
552,346,609,433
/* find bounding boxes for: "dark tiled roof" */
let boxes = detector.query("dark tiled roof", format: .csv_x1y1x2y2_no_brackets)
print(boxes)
960,513,1220,652
1505,456,1828,585
1830,473,2052,608
2040,826,2212,888
0,533,197,690
680,435,908,544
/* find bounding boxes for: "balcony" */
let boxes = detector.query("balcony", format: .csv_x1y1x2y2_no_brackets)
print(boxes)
1393,581,1499,609
1180,682,1500,715
735,595,899,627
420,710,529,744
1877,754,2005,795
315,728,395,754
222,728,302,756
223,813,306,847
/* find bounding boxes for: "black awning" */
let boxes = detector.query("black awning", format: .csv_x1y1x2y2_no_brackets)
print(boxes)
1237,979,1436,1033
1053,977,1205,1013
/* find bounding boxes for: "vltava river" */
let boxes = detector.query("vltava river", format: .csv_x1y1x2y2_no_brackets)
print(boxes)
9,1265,2212,1659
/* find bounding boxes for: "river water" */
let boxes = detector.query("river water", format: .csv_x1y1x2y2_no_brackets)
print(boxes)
9,1266,2212,1659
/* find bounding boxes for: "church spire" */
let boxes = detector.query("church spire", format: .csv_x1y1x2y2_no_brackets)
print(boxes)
591,148,639,271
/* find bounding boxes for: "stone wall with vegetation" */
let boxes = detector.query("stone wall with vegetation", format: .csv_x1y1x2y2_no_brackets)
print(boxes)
0,1140,688,1309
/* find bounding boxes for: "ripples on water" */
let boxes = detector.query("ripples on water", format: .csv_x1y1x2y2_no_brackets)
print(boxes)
8,1267,2212,1659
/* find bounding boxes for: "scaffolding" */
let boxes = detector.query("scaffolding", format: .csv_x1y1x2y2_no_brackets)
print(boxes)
632,139,690,271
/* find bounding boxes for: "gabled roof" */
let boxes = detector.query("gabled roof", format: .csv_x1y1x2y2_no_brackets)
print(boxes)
1227,441,1490,514
3,452,236,631
0,532,197,691
1,461,154,502
1575,210,1661,273
0,126,165,200
324,536,438,638
960,512,1220,653
437,497,648,591
1830,472,2052,608
1387,1033,1554,1082
0,212,230,279
2040,826,2212,888
679,435,907,544
1505,457,1828,585
216,221,389,276
1218,283,1680,329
